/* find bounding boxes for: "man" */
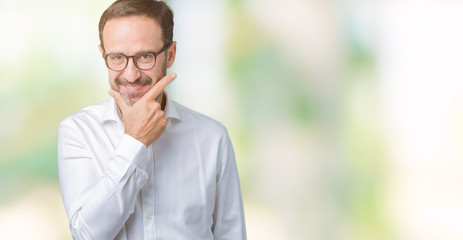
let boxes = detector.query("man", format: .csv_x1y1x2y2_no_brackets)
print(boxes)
57,0,247,239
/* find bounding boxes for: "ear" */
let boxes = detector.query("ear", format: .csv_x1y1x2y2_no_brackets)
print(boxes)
166,41,177,68
98,44,104,57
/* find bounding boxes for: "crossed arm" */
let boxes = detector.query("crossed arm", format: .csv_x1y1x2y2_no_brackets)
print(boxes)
58,73,175,239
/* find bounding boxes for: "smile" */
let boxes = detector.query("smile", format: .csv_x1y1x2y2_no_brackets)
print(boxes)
122,84,148,93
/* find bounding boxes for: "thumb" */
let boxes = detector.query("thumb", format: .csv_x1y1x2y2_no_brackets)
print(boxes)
108,89,129,112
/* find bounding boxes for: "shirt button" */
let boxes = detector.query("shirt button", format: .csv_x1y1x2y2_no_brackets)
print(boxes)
146,214,152,220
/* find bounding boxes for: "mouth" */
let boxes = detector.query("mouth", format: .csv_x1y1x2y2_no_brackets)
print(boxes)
121,84,150,93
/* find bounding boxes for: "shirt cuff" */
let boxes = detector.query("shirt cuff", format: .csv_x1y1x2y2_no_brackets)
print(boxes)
110,134,148,175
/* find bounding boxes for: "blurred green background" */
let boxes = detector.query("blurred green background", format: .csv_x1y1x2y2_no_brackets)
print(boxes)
2,0,463,239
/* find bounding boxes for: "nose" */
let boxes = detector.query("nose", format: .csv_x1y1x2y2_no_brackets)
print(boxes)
123,57,141,83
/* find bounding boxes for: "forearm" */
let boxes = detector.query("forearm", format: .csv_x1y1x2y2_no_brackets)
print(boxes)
58,126,148,240
69,163,147,239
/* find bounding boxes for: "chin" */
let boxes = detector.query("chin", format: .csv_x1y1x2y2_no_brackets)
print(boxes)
120,90,146,105
125,97,140,105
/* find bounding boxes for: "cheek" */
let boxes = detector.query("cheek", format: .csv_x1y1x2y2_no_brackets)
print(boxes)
108,72,120,88
148,67,165,84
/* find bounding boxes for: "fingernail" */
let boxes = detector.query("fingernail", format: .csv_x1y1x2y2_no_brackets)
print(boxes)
171,73,177,79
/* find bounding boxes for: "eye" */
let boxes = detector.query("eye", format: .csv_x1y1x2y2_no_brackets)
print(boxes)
137,53,154,62
108,54,124,62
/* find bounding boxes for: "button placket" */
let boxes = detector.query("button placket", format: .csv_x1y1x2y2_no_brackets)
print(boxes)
141,145,156,239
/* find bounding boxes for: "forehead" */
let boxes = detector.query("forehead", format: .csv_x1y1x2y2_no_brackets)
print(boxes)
102,15,163,53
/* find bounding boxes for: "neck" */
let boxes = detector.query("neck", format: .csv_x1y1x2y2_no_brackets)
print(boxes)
160,90,167,111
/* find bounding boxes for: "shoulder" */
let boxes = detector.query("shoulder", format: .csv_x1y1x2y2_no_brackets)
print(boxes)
172,101,229,137
59,99,111,129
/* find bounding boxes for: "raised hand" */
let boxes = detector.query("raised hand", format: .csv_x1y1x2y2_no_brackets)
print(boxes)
109,73,177,146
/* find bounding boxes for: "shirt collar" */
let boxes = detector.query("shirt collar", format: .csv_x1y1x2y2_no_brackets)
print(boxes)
164,92,181,120
101,92,181,125
101,97,121,125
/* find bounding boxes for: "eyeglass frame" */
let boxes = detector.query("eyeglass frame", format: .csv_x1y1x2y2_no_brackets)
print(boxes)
103,43,171,71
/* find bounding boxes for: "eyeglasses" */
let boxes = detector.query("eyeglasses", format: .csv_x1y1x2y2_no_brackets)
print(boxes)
104,44,170,71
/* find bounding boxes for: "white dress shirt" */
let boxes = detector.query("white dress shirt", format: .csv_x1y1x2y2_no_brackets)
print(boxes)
57,95,246,240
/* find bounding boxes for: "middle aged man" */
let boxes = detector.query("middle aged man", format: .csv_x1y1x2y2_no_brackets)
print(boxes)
57,0,247,239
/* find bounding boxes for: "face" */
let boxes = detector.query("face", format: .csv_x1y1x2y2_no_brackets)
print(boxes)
100,16,176,105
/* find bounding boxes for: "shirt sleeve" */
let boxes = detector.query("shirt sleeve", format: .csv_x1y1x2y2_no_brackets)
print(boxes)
212,127,247,240
57,121,149,240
